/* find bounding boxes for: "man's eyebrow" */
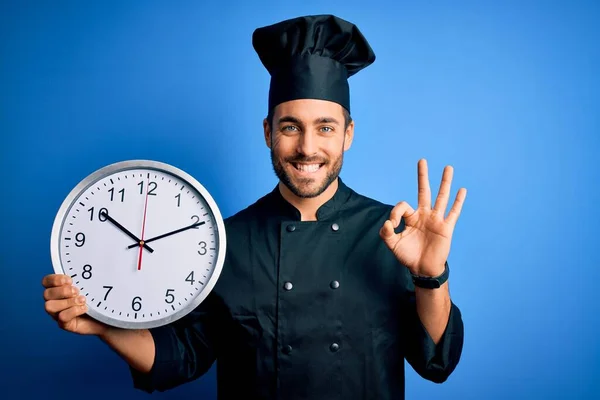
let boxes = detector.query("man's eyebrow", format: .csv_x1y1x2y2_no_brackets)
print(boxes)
277,116,341,125
314,117,340,125
277,116,303,125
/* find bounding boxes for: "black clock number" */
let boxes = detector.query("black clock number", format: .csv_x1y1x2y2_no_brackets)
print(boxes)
148,181,157,195
165,289,175,304
132,296,142,311
175,193,181,207
198,241,207,255
108,187,125,202
185,271,195,285
138,181,158,196
82,264,92,279
87,207,108,222
75,232,85,247
98,208,108,221
103,286,113,301
191,215,200,228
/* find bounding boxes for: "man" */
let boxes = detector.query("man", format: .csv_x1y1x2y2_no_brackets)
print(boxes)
42,14,466,399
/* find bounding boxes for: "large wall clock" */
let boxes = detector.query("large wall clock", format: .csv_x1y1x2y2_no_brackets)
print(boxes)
50,160,226,329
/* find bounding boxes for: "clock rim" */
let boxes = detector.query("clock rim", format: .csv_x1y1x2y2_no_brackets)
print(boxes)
50,159,227,329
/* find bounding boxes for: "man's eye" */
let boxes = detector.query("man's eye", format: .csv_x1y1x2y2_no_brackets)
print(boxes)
320,126,333,133
281,125,298,132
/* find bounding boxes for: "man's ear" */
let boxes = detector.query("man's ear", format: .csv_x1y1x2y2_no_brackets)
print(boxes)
263,118,271,149
343,120,355,151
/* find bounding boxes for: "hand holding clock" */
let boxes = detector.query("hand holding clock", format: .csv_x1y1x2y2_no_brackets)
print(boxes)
41,273,156,374
42,274,107,336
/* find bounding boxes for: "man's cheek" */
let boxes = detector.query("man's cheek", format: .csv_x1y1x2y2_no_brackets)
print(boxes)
271,133,285,148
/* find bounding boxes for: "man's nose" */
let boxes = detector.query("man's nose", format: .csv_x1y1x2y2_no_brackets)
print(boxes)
296,131,317,155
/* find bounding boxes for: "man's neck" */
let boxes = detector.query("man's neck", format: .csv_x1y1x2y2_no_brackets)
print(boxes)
278,178,339,221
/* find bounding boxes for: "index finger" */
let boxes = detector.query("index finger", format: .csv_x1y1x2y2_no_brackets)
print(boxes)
41,274,72,288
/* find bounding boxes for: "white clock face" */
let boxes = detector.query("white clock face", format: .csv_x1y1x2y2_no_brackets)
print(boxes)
50,160,226,329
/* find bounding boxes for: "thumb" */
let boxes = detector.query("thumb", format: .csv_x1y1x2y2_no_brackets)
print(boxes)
379,219,396,241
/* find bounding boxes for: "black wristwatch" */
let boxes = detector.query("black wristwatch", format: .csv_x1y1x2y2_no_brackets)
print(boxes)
411,262,449,289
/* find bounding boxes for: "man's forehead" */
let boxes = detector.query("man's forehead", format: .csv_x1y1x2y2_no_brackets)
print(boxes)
274,99,345,120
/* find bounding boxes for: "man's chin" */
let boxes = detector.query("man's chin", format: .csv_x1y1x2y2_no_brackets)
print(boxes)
290,187,323,199
283,176,333,198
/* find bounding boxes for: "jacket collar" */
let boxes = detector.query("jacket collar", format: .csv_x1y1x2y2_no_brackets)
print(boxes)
267,177,353,221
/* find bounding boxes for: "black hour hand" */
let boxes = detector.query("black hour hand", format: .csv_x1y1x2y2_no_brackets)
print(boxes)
100,211,154,253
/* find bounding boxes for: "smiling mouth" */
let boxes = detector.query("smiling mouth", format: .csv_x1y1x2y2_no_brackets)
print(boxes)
291,163,324,173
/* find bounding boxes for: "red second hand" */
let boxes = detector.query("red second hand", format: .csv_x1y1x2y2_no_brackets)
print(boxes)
137,177,150,271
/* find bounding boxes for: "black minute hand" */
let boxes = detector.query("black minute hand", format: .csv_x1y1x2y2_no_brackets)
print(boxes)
127,221,205,249
100,211,154,253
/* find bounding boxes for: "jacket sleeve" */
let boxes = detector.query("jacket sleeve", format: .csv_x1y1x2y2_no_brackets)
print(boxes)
129,292,222,393
402,265,464,383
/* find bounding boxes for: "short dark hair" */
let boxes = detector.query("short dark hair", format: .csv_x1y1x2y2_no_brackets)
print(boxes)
266,106,353,130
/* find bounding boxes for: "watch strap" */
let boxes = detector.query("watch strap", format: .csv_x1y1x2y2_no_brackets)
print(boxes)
411,262,449,289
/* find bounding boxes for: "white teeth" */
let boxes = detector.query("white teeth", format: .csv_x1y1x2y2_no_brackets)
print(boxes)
296,164,320,172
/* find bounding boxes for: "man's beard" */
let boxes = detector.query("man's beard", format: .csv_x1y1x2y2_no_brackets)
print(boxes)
271,149,343,199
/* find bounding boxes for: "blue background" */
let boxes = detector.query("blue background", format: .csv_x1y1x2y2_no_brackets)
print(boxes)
1,0,599,399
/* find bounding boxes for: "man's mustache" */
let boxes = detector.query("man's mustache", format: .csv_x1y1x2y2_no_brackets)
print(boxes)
284,155,328,164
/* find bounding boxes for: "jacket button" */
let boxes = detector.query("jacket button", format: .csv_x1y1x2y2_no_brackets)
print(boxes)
330,280,340,289
330,343,340,352
283,281,293,291
331,223,339,231
283,345,292,354
287,224,296,232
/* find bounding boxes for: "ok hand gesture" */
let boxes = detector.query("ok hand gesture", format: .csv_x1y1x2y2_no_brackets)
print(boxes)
379,159,467,277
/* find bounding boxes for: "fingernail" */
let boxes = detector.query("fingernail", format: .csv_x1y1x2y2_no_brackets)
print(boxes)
80,305,87,311
77,295,86,304
71,287,78,296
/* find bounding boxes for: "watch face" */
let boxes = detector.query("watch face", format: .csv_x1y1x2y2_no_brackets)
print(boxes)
50,160,226,329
